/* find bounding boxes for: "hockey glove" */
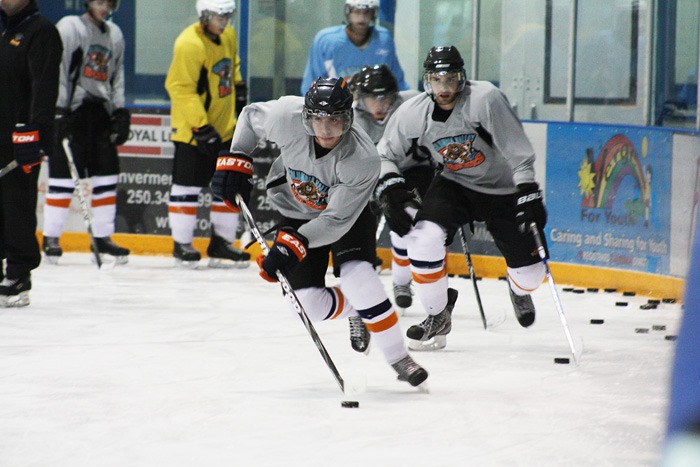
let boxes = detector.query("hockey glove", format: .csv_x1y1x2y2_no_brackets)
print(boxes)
54,108,73,143
514,182,547,233
375,173,420,237
12,124,44,174
257,227,309,282
210,151,254,208
235,82,247,117
110,108,131,146
192,124,222,157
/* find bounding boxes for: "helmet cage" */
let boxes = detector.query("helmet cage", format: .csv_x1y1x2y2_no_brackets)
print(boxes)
344,0,378,23
302,108,353,138
422,69,467,96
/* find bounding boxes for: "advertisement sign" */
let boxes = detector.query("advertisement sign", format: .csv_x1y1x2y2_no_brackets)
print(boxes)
546,124,672,274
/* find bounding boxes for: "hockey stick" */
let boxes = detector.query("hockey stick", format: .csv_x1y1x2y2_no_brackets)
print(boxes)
0,160,18,179
61,138,102,269
530,222,580,365
458,226,487,329
235,194,346,393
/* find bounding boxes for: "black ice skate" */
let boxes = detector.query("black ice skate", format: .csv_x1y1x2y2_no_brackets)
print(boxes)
207,234,250,269
407,288,458,351
0,275,31,308
348,316,370,354
393,282,412,309
173,242,201,267
391,354,429,387
42,236,63,264
92,237,130,265
509,287,536,328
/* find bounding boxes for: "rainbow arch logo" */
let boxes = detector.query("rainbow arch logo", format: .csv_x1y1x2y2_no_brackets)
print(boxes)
577,134,651,227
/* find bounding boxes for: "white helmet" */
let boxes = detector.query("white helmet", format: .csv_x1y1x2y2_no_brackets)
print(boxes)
344,0,379,17
196,0,236,18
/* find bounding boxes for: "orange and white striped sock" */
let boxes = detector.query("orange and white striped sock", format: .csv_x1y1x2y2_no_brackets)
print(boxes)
43,177,74,237
90,175,118,237
168,184,201,244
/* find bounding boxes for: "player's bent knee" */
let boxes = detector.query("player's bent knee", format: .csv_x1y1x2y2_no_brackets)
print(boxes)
408,220,447,259
507,262,546,295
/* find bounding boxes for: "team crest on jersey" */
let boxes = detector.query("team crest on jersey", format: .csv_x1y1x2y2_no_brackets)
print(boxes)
83,45,112,81
212,58,232,98
288,168,329,210
433,134,485,171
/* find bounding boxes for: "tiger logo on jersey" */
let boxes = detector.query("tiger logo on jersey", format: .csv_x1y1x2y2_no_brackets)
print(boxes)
212,58,232,98
433,134,485,171
83,45,112,82
288,168,329,210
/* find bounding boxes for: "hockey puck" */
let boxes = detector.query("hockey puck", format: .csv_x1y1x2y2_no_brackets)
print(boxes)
573,289,585,294
615,301,628,307
662,298,677,304
459,274,469,279
652,324,666,331
498,276,508,281
562,287,574,292
640,303,657,310
623,291,636,296
341,401,359,408
665,335,677,341
635,327,649,334
647,299,661,305
448,273,455,278
587,288,599,292
554,357,570,364
604,288,617,293
590,319,604,324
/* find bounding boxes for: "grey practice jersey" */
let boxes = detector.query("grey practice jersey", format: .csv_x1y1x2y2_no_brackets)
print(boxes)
231,96,380,248
378,81,536,195
56,15,125,113
354,90,420,144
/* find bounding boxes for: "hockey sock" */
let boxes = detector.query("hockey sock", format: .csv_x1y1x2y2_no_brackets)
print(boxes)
210,201,240,243
408,220,449,314
507,262,546,295
340,260,407,364
291,286,356,321
43,177,75,237
168,184,201,244
90,175,118,237
390,230,411,286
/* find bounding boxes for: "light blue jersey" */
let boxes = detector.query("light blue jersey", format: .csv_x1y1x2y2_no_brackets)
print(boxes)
301,25,409,95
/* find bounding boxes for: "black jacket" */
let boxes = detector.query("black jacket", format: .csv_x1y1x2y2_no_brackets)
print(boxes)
0,1,61,161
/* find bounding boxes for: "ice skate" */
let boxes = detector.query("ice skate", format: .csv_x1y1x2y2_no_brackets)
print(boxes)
206,234,250,269
0,276,31,308
509,287,536,328
391,354,428,387
42,236,63,265
393,282,412,309
407,288,458,351
174,242,201,268
348,316,370,354
91,237,130,265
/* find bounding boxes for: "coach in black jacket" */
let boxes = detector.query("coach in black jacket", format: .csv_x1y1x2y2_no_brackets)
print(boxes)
0,0,61,307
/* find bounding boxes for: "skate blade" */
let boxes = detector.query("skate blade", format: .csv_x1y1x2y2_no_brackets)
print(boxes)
175,258,200,269
43,255,61,265
352,343,371,356
0,291,30,308
407,335,447,351
91,254,127,266
207,258,250,269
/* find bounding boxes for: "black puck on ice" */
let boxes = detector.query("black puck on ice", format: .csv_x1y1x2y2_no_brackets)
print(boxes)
623,291,636,296
616,301,628,307
635,327,649,334
554,357,570,364
640,303,657,310
662,298,677,304
665,335,677,341
498,276,508,281
587,288,599,292
341,401,359,408
648,299,661,305
652,324,666,331
562,287,574,292
604,288,617,293
590,319,604,324
573,289,585,294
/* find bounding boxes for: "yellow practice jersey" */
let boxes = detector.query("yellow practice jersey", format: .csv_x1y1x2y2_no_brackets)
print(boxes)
165,22,242,145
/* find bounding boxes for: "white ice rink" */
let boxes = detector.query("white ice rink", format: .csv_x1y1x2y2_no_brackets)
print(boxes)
0,254,682,466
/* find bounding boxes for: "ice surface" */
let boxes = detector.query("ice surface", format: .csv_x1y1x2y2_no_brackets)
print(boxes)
0,254,681,466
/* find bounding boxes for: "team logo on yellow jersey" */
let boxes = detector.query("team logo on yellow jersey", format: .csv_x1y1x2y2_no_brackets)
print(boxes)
433,134,485,171
288,168,329,210
84,44,111,81
213,58,232,98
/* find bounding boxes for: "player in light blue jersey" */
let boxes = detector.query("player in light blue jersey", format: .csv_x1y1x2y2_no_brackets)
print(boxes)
300,0,408,94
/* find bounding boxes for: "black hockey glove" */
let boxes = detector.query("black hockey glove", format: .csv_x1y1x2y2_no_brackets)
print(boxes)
192,124,222,157
514,182,547,233
210,151,254,208
235,82,247,117
257,227,309,282
375,173,421,237
54,108,74,143
12,123,44,174
110,107,131,146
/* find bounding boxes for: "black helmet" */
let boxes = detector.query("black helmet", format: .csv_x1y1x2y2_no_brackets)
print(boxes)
422,45,467,95
85,0,120,11
303,77,354,137
355,64,398,98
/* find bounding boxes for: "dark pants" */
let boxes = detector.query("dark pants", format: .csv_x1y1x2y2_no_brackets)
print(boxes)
0,146,41,280
171,140,231,187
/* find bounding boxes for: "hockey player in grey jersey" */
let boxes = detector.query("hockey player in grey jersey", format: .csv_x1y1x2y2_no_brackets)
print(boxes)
353,64,432,311
42,0,131,264
211,77,428,387
375,46,549,350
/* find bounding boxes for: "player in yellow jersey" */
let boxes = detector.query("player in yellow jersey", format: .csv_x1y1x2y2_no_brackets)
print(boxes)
165,0,249,267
